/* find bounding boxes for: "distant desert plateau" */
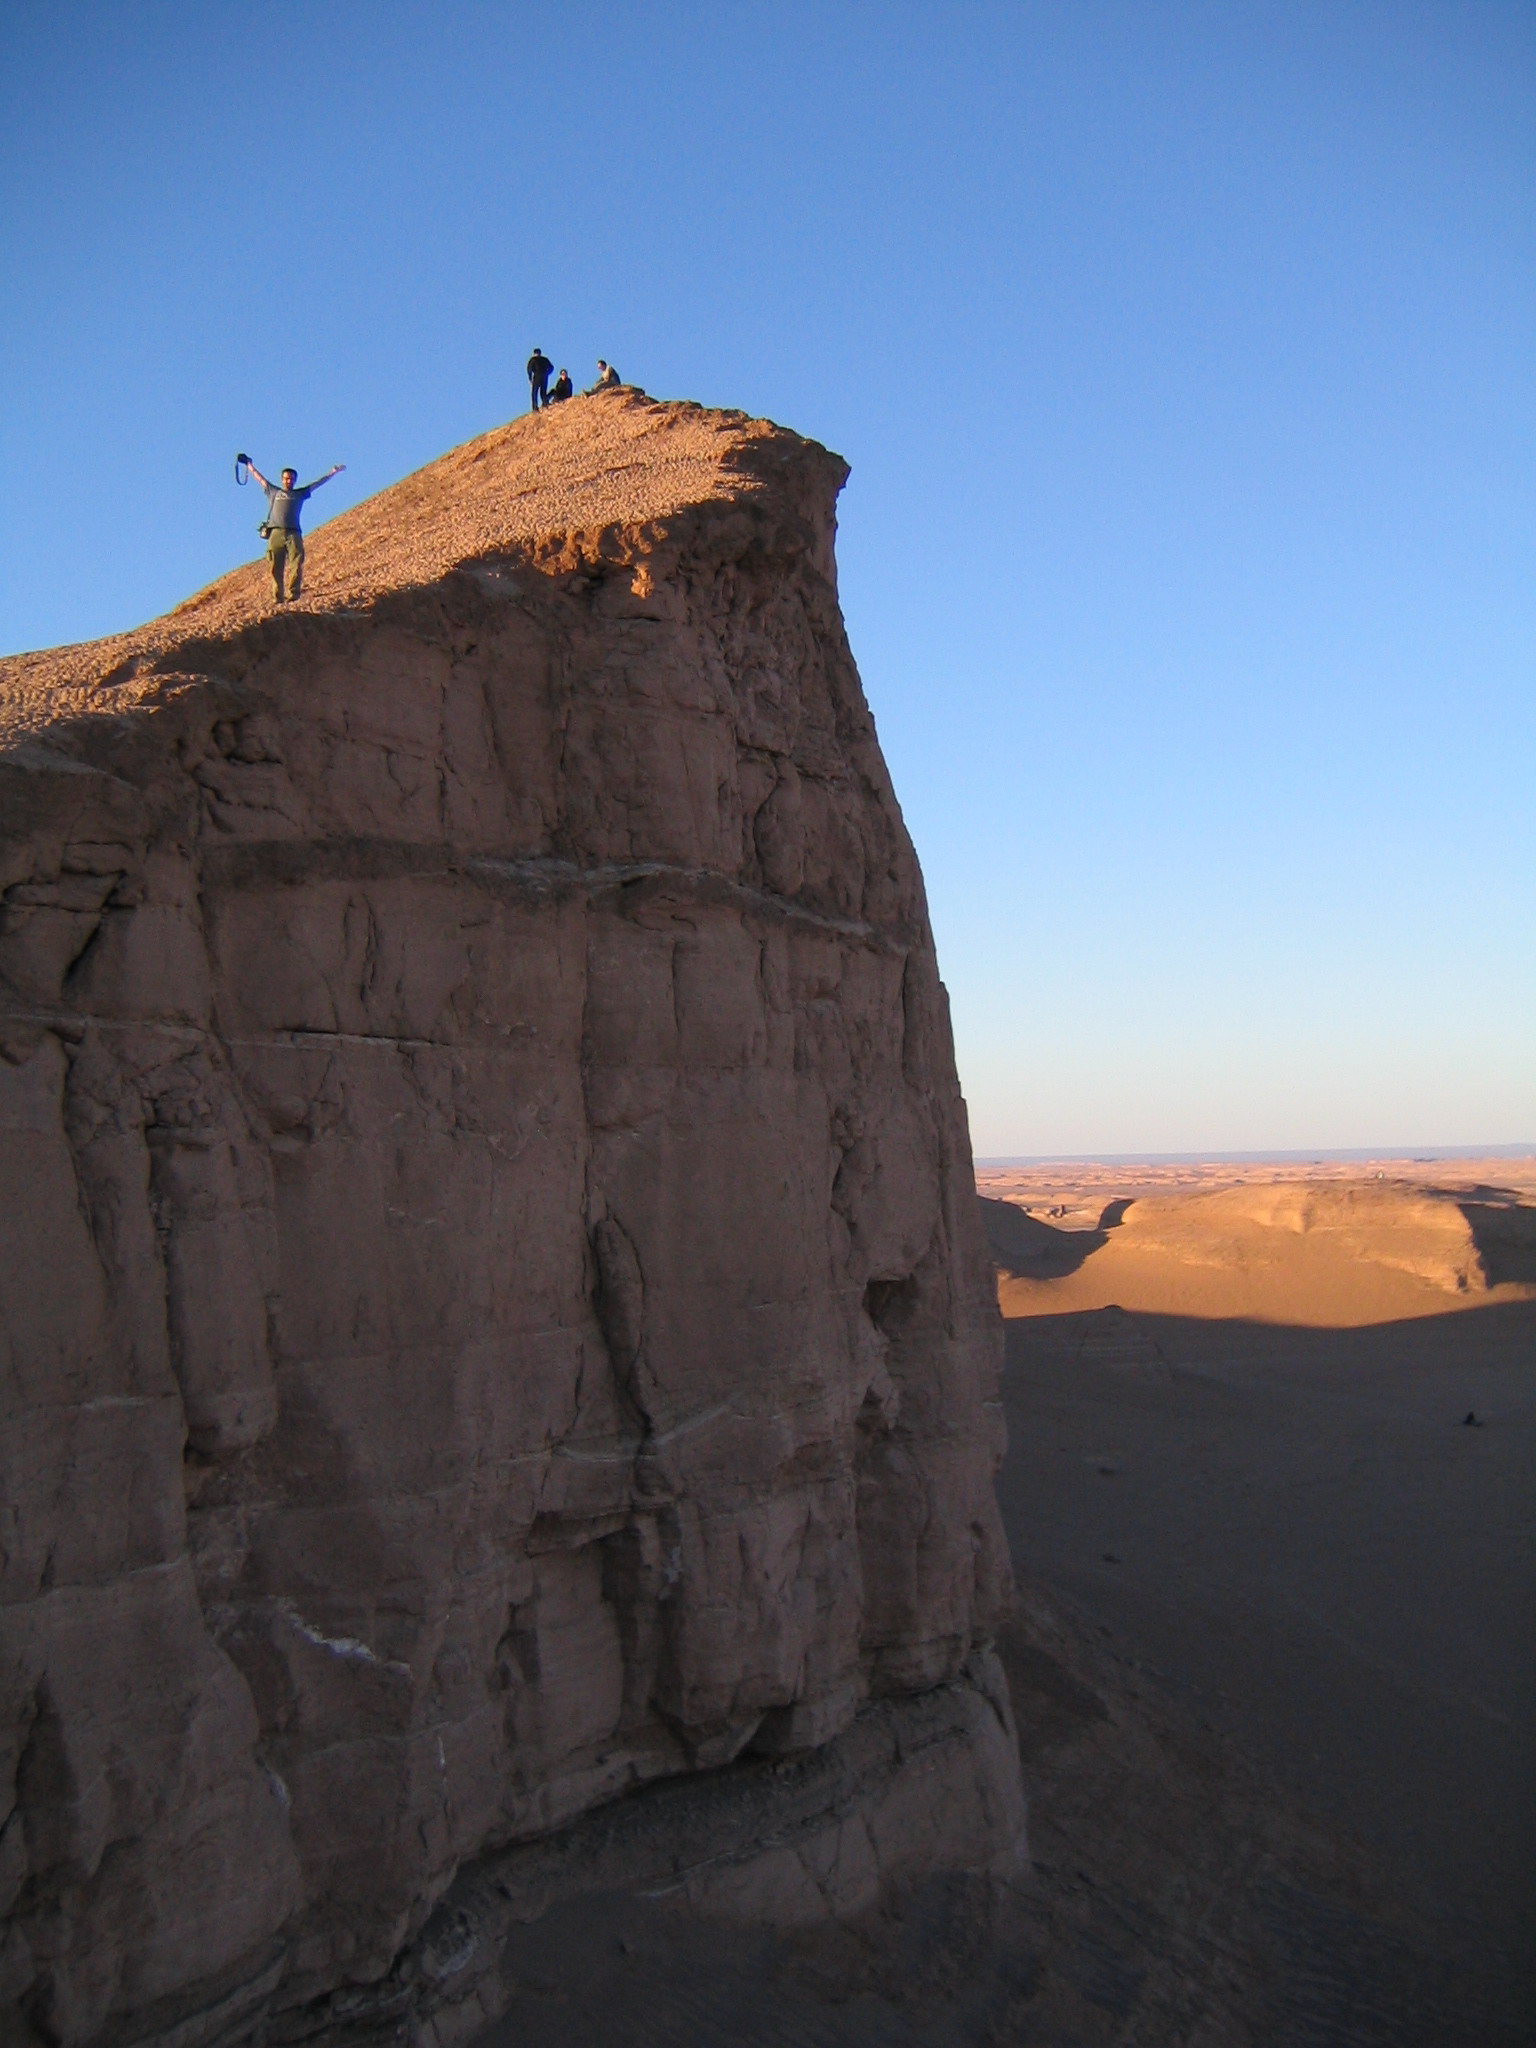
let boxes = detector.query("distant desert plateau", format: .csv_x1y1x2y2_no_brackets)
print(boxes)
978,1154,1536,1324
981,1154,1536,2045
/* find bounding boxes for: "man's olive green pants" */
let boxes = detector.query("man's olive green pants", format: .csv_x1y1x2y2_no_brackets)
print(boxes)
267,526,304,600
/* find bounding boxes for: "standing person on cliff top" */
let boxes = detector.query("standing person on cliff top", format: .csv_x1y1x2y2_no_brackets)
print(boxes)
526,348,553,410
241,458,345,604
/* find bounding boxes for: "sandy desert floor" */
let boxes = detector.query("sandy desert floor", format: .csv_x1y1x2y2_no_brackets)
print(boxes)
471,1163,1536,2046
995,1296,1535,2043
988,1161,1536,2043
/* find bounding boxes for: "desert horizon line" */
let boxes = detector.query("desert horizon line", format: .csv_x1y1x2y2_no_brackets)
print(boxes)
974,1143,1535,1168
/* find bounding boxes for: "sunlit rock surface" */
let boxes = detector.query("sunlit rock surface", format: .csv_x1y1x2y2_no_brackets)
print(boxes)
0,391,1018,2046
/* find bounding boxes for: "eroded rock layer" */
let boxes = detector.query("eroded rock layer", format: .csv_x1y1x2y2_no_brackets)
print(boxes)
0,392,1014,2046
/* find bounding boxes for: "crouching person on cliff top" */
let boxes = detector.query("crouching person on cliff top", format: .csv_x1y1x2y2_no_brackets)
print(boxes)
243,457,345,603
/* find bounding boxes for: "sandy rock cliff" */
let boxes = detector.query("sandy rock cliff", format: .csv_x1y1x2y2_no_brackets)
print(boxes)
0,392,1018,2046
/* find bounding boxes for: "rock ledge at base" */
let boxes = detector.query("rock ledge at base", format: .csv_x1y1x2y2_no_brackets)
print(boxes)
0,391,1017,2047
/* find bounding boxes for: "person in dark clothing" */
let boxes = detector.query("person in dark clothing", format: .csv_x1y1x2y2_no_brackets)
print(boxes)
244,458,345,603
549,368,574,403
527,349,554,410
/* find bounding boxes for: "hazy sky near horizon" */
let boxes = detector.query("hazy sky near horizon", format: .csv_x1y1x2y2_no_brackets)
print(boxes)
2,1,1531,1154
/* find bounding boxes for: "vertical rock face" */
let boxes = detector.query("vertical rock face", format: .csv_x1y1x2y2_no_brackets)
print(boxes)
0,393,1013,2044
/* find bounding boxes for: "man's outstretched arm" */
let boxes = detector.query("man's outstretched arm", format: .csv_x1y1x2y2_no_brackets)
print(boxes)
246,460,272,490
298,464,346,493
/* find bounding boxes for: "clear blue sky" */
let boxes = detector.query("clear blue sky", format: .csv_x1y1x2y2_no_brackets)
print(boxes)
2,1,1531,1154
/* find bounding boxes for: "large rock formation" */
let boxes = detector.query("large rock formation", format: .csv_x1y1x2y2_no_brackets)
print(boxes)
0,391,1018,2046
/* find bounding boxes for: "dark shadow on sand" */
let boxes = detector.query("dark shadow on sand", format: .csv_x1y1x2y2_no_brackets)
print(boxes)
979,1194,1108,1278
996,1294,1536,2046
1456,1193,1536,1286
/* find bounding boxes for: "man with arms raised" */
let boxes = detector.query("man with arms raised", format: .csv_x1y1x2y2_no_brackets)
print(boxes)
243,457,345,604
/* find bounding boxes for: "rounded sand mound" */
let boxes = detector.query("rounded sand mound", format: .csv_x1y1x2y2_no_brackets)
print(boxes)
990,1178,1536,1326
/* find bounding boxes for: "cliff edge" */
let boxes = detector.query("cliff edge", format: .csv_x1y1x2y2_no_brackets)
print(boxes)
0,390,1018,2047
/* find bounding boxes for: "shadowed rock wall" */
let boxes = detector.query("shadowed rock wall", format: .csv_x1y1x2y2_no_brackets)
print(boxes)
0,397,1015,2046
